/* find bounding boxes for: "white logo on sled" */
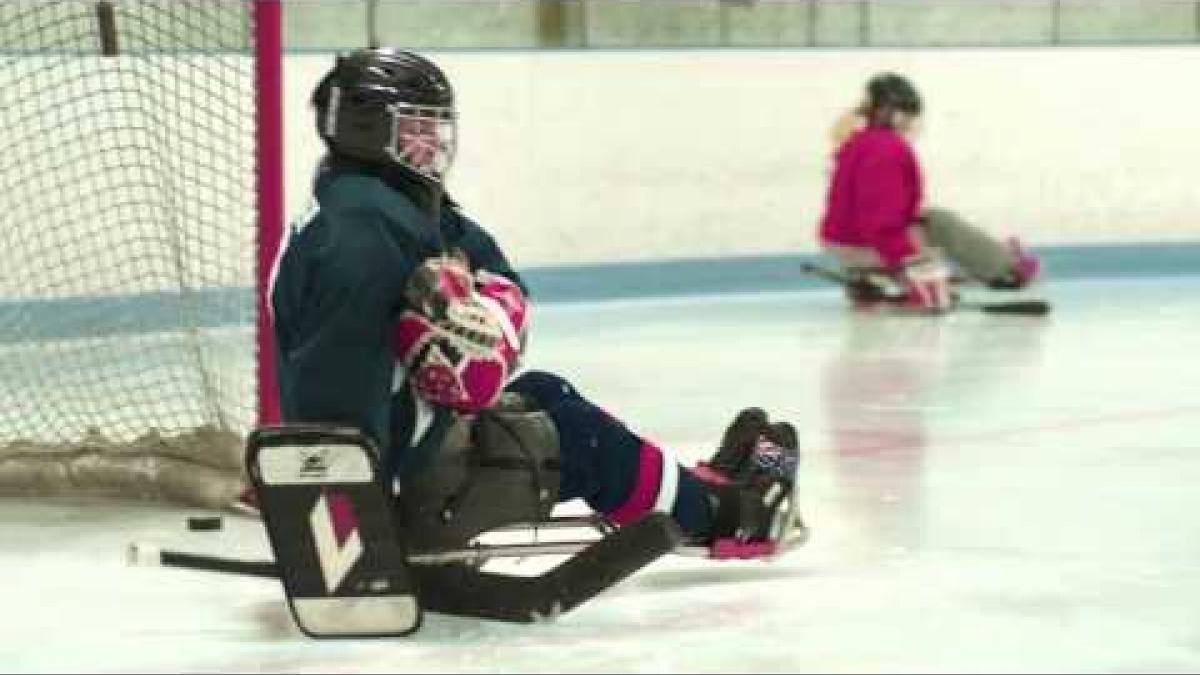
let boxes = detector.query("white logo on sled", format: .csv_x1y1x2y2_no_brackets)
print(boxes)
309,492,364,593
299,450,328,479
257,444,373,486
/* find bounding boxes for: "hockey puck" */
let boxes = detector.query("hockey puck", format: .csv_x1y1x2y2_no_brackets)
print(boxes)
187,516,223,532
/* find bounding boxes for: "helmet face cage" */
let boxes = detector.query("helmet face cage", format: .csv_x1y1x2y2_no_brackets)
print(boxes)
387,103,457,180
315,49,457,182
320,87,457,181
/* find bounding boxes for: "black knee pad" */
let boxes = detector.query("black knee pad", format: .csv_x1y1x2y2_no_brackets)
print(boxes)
396,394,562,551
506,370,582,408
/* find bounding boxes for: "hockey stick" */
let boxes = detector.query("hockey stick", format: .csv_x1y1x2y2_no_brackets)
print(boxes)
799,262,1051,316
135,510,657,576
128,544,279,578
130,512,695,580
128,540,605,578
414,513,681,623
131,513,681,625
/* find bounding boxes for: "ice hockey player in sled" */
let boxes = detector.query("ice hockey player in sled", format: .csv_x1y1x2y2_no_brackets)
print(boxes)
269,47,805,562
819,72,1041,313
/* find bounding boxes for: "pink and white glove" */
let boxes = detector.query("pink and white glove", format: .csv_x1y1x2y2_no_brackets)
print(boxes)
392,256,530,412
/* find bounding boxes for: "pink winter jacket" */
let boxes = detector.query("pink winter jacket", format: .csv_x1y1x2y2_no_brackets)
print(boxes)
819,126,923,269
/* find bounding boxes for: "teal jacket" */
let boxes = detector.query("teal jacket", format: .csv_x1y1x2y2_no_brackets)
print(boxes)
271,157,524,476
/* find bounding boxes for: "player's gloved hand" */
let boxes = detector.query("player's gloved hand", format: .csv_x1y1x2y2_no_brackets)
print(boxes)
474,268,530,359
393,255,529,412
402,254,475,324
901,255,955,312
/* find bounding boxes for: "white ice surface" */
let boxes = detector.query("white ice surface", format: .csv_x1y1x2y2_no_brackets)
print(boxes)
2,277,1198,673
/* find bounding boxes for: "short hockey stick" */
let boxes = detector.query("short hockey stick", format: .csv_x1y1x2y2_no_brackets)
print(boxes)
129,522,802,579
128,544,279,578
799,262,1051,316
128,538,610,578
131,513,682,625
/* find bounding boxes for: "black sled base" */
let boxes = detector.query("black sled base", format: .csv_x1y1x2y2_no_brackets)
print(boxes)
247,425,682,634
415,511,682,623
247,425,421,638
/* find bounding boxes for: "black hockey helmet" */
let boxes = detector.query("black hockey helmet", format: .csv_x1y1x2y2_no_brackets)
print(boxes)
866,72,922,117
312,48,456,181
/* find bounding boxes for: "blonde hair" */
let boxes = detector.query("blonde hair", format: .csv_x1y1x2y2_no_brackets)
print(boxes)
830,108,866,149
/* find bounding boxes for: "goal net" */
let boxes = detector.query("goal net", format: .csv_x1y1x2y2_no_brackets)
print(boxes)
0,0,281,506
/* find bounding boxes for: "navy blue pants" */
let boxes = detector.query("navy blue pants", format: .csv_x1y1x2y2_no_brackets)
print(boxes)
505,370,713,536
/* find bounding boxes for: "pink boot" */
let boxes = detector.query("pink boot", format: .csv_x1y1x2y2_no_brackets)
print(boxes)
1007,237,1041,288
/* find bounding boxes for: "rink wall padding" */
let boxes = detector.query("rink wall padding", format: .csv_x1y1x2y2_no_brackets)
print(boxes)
1,241,1195,342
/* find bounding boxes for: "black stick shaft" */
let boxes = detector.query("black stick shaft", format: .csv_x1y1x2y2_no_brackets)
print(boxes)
799,262,848,285
140,531,612,580
158,550,280,578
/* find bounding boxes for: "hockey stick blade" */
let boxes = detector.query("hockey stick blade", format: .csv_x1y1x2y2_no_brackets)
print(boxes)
961,299,1051,316
415,512,683,623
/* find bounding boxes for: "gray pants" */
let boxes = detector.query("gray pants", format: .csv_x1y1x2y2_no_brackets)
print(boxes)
825,207,1017,284
919,207,1016,283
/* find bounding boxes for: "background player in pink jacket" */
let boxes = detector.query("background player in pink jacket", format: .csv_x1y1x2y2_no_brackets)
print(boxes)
819,73,1041,311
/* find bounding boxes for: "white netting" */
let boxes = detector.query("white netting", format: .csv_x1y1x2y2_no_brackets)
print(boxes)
0,1,263,505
